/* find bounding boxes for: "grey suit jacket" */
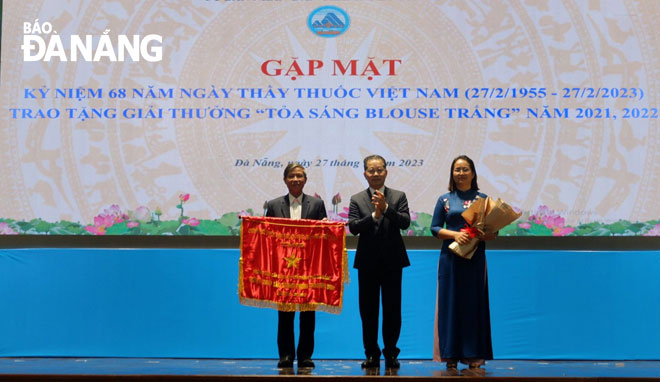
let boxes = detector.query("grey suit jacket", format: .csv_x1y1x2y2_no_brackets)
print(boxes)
265,193,327,221
348,187,411,270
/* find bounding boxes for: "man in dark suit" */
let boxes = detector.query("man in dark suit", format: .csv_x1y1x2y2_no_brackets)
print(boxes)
265,162,327,369
348,155,410,369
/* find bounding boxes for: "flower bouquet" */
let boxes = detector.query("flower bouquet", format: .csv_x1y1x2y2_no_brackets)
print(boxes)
449,197,522,259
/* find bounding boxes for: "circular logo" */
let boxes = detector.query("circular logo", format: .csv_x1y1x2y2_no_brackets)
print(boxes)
308,6,350,38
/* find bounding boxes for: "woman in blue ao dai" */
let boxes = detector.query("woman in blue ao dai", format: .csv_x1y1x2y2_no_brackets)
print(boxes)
430,155,494,370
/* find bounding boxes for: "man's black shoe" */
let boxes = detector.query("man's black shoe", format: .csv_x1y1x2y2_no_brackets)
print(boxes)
385,356,400,369
277,356,293,368
298,359,315,368
361,356,380,368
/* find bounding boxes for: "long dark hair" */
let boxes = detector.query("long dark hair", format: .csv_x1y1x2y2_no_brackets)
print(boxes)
448,155,479,191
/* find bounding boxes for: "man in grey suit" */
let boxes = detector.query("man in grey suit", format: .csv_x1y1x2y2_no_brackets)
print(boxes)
348,155,410,369
265,162,327,369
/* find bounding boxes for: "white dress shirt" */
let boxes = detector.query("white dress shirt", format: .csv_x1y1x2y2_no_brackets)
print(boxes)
288,193,302,219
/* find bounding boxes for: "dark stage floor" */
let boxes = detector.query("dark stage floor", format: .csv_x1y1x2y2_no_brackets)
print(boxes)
2,358,660,381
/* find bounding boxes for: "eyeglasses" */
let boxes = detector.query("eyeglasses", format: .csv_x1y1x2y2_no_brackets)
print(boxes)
366,168,386,175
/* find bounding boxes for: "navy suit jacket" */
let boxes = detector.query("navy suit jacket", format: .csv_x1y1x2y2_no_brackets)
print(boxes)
265,193,327,221
348,187,411,270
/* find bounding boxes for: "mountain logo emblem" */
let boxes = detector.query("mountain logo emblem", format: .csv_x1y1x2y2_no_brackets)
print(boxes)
308,6,350,38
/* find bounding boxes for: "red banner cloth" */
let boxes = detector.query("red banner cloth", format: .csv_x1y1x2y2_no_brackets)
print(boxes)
239,216,348,314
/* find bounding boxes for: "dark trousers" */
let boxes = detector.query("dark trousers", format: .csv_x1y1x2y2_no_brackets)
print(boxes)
358,267,403,359
277,311,315,360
